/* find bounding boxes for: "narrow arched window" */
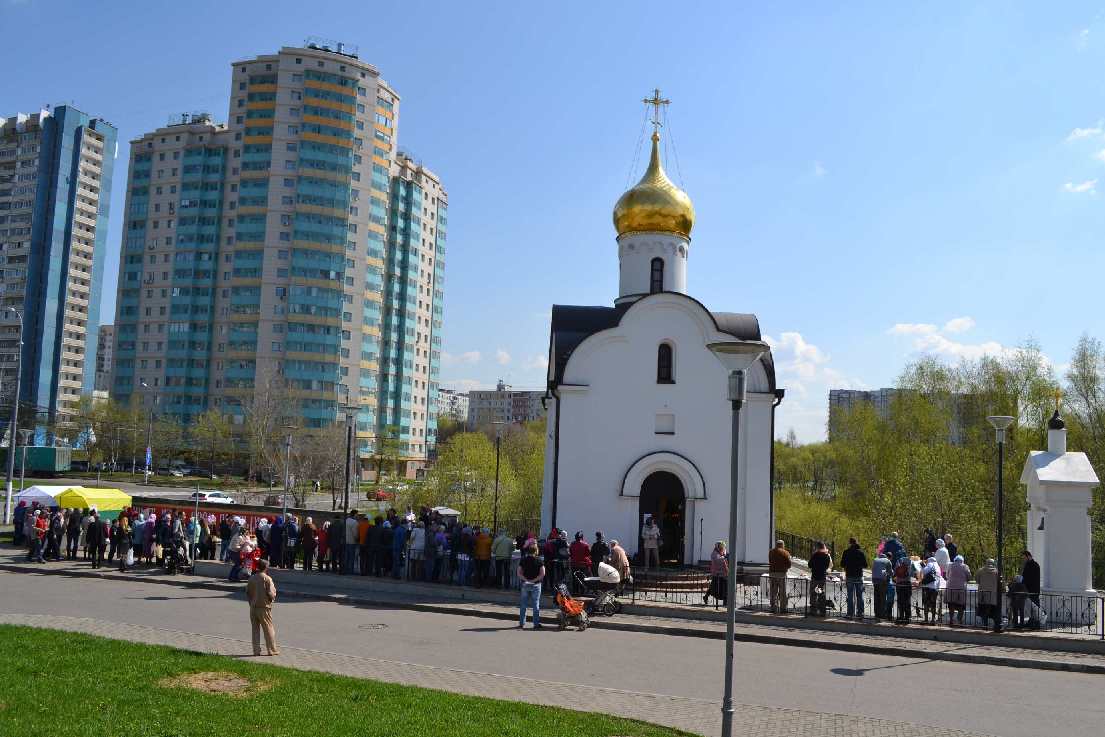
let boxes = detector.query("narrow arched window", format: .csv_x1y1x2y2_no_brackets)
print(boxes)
650,257,664,294
657,343,674,384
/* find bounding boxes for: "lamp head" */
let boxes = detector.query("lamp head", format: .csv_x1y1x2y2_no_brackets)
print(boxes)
987,415,1014,442
706,340,768,373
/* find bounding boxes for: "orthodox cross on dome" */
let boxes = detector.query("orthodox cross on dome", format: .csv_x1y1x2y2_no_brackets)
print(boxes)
1054,387,1063,411
643,88,670,134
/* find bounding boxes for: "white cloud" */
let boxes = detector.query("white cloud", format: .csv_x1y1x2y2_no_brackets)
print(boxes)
1064,179,1098,194
888,323,938,336
765,331,865,443
813,161,827,177
1094,149,1105,163
1066,121,1102,141
495,348,512,365
1078,27,1091,50
942,316,975,334
442,378,490,393
524,353,549,371
441,350,480,366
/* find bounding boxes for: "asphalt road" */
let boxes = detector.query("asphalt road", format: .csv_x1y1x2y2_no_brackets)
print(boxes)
3,570,1101,736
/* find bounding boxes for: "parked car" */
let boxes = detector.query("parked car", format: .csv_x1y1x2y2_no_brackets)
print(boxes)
169,469,185,477
188,490,235,504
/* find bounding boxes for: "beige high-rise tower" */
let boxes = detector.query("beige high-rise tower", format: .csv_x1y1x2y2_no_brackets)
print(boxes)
110,41,447,475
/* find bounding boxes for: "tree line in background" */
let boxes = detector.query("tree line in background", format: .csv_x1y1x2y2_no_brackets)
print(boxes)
775,336,1105,586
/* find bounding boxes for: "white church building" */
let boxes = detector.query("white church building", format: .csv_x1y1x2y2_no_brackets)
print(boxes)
540,101,784,569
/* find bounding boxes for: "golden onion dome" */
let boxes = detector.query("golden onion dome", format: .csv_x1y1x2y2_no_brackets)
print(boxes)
613,131,695,239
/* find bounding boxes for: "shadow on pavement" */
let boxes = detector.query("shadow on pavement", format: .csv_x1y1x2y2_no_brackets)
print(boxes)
830,659,934,677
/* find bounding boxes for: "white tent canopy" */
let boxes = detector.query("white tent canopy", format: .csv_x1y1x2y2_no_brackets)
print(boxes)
14,485,83,508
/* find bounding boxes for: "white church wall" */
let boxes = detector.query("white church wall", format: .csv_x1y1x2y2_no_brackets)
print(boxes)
542,293,774,565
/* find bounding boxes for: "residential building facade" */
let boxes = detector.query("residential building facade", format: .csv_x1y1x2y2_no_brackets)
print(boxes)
110,42,446,472
467,380,545,427
0,106,116,428
828,387,975,445
94,324,113,391
436,387,468,423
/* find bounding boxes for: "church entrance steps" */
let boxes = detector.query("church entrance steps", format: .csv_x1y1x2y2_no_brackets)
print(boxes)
4,549,1105,671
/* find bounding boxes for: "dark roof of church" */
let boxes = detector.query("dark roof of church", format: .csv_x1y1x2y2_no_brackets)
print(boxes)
547,295,776,392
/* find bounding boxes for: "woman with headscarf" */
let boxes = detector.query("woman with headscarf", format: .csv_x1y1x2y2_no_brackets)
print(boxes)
704,541,729,605
933,538,951,576
301,516,318,572
268,516,284,568
920,556,943,624
115,515,132,572
944,554,970,626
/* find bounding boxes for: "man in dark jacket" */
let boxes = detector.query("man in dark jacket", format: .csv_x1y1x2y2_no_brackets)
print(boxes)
86,513,107,569
808,542,832,616
65,509,81,560
840,538,868,619
1021,550,1041,623
882,532,904,563
377,520,394,576
590,531,610,577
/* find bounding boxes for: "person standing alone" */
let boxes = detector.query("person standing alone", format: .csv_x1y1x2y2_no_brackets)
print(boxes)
517,542,544,630
246,558,279,656
641,518,661,569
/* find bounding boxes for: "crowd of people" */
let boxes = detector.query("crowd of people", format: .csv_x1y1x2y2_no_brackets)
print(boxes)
791,529,1043,630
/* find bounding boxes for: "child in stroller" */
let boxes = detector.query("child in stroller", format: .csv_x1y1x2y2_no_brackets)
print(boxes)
573,561,623,617
555,583,589,630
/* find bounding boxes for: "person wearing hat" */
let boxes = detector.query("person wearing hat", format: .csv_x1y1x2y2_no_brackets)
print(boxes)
768,539,792,614
590,531,610,577
569,531,592,594
246,558,279,656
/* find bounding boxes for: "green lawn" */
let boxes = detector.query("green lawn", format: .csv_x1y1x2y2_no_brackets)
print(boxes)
0,625,687,737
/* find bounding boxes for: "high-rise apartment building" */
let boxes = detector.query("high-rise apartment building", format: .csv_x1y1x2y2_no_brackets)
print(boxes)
0,106,116,427
110,41,446,474
94,324,113,391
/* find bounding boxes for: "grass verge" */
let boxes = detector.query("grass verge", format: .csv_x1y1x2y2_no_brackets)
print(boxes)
0,624,688,737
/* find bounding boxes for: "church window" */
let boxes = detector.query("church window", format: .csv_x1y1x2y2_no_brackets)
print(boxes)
650,258,664,293
657,343,674,384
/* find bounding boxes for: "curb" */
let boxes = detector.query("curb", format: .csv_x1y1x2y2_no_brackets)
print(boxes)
5,562,1105,676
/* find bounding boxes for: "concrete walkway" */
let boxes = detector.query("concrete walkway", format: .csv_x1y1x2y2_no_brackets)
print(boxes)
4,550,1105,675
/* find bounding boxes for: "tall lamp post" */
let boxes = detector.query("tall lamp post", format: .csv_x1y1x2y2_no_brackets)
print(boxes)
338,385,357,514
986,414,1014,634
282,424,295,520
492,421,506,532
3,306,23,524
140,381,155,484
18,428,33,492
706,338,768,737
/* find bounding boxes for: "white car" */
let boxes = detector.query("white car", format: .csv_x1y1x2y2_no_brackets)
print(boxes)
189,490,235,504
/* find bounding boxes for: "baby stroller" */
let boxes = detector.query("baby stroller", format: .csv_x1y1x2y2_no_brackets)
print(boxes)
165,536,192,576
573,568,622,617
555,583,589,631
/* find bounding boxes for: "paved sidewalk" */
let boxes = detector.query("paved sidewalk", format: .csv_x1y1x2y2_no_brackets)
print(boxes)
0,612,990,737
4,552,1104,675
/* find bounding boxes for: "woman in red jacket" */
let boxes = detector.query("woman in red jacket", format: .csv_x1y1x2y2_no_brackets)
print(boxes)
568,531,592,594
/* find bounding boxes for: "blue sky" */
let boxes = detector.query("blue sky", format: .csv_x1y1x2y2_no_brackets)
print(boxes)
4,1,1105,442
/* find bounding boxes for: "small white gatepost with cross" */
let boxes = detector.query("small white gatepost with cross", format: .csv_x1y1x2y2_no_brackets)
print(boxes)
1020,398,1100,626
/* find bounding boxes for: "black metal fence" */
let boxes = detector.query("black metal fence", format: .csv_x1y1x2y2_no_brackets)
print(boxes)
625,567,1105,639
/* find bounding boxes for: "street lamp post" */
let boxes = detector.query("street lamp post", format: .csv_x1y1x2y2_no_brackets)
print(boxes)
987,414,1014,634
706,338,768,737
338,385,357,514
492,421,505,532
18,428,33,492
3,306,23,524
282,426,294,520
140,381,154,484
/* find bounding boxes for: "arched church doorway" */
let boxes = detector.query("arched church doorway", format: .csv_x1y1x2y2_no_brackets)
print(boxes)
639,471,686,565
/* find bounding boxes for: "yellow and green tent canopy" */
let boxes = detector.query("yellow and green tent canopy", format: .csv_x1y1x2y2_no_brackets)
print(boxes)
54,487,131,514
